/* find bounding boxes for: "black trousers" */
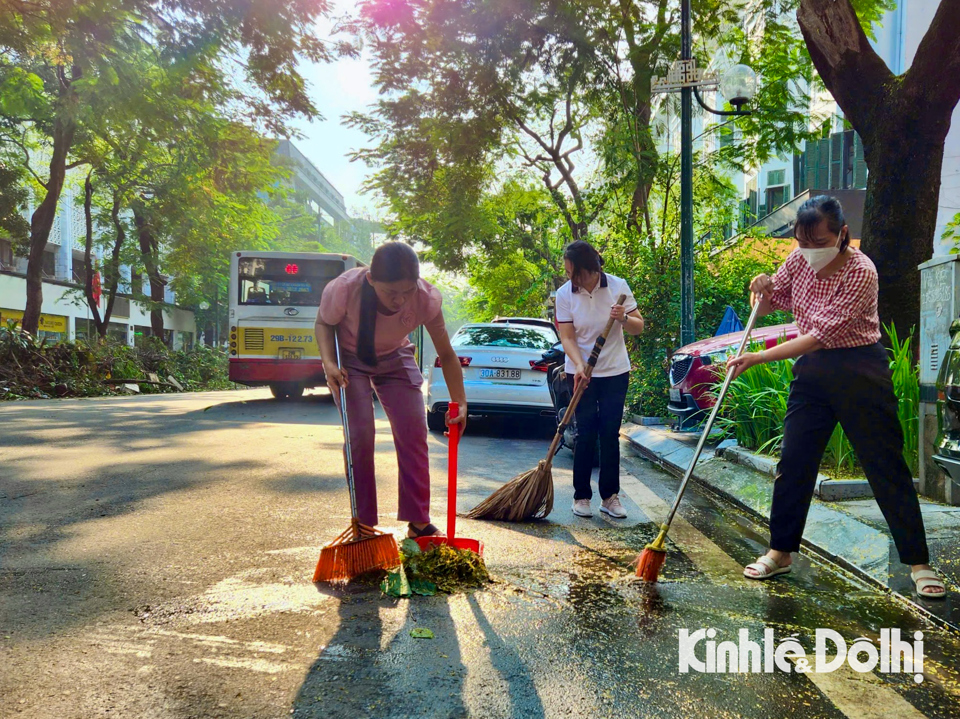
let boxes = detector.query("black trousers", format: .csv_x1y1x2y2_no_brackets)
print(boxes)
570,372,629,501
771,342,929,565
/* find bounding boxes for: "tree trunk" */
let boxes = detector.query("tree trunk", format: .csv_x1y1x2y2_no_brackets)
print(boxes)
82,173,105,337
133,206,167,344
22,113,76,335
861,111,950,338
797,0,960,335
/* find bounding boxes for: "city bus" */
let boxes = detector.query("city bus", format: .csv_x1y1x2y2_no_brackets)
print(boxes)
227,251,365,399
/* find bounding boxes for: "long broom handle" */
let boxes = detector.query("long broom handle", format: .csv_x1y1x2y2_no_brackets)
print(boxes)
447,401,460,539
661,295,764,530
545,293,628,459
334,333,359,521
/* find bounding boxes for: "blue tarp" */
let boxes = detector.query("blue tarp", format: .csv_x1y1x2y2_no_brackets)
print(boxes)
715,305,744,336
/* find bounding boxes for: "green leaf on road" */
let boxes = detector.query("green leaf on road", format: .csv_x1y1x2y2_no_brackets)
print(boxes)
381,566,411,597
400,538,421,557
409,577,437,596
409,628,434,639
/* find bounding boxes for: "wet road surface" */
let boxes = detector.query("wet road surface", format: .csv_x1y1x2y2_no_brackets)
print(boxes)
2,389,960,718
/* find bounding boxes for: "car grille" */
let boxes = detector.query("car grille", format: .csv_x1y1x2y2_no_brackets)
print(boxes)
244,328,264,351
670,355,694,385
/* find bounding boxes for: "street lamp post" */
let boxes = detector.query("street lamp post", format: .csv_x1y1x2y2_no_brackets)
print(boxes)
654,1,757,346
680,0,694,347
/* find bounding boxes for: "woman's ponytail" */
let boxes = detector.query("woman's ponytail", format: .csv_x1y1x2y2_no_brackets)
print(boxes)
356,280,379,366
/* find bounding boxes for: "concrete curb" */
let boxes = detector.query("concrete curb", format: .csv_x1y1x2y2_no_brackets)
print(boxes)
719,444,922,501
619,422,959,633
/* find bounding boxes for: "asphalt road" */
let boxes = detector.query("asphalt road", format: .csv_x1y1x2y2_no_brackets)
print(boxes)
2,388,960,719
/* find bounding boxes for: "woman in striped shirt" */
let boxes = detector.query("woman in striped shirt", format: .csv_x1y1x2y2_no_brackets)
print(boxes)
727,195,945,599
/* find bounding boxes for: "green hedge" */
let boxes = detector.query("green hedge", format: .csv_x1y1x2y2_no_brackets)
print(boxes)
716,323,919,476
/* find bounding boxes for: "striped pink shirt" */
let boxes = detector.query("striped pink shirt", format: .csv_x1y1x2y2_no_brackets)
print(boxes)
768,248,881,349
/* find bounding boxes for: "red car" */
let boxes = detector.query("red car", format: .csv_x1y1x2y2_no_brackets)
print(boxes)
667,323,800,427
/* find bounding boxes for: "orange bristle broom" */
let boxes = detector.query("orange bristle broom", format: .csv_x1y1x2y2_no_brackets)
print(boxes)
636,295,764,582
314,335,400,583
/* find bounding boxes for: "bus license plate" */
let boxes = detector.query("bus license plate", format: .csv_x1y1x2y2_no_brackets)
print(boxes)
280,348,303,360
479,369,521,380
669,387,682,403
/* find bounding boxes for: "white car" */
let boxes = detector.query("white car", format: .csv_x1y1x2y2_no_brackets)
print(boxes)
491,316,560,343
426,322,558,432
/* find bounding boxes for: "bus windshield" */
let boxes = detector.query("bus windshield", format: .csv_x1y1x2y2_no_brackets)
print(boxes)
238,257,344,306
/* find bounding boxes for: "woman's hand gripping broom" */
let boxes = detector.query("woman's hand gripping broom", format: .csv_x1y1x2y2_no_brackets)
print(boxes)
313,334,401,583
466,294,627,522
636,295,764,581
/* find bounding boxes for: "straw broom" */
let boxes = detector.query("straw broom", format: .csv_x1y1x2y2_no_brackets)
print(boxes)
636,295,764,582
314,335,400,583
466,294,627,522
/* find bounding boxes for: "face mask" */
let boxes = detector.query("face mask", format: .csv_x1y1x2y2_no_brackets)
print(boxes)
800,229,843,272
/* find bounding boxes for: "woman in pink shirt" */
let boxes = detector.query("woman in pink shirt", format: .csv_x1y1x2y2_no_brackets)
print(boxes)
315,242,467,539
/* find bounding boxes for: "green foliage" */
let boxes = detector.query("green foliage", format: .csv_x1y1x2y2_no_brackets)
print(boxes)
886,323,919,476
2,0,349,334
601,221,789,417
945,212,960,252
718,323,919,476
0,324,230,400
0,160,28,246
425,274,474,332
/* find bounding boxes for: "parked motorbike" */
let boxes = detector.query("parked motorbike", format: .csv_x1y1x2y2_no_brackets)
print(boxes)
532,341,592,459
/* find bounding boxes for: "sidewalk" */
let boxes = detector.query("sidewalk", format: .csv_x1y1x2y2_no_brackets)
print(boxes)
621,422,960,631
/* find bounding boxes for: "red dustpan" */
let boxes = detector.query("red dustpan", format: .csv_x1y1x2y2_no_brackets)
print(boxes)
415,402,483,556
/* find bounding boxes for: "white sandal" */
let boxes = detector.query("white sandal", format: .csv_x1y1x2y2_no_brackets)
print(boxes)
910,569,946,600
743,555,792,581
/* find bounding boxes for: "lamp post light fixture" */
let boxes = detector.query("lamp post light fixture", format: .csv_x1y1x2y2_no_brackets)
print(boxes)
652,1,757,346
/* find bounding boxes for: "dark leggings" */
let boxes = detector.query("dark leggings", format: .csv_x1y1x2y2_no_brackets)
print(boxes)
771,342,929,565
570,372,629,501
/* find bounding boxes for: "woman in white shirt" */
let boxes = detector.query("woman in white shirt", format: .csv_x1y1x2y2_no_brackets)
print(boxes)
555,241,644,519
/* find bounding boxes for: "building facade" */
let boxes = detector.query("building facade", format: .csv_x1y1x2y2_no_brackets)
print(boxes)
653,0,959,249
0,179,196,348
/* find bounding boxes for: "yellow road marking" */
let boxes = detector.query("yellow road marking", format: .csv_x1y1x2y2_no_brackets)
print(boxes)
792,657,927,719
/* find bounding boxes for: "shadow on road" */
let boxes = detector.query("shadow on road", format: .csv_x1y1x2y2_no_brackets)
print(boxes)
465,594,546,718
293,583,469,718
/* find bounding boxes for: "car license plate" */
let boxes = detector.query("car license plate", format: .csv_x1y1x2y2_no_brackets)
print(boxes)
669,387,682,403
479,368,521,380
280,348,303,360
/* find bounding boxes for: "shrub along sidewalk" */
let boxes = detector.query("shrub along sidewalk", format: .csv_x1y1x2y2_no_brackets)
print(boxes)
714,323,919,477
1,323,232,400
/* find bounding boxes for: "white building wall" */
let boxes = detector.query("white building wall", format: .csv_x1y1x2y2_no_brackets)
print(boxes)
0,273,196,345
6,171,196,345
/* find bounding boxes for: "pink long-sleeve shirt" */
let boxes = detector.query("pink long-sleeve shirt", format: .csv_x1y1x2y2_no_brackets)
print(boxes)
316,268,447,358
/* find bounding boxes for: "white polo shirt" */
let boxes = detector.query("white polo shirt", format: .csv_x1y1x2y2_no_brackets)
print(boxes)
555,273,637,378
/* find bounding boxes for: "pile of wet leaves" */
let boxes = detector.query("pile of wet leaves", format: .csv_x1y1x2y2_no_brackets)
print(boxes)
0,323,232,400
381,539,491,597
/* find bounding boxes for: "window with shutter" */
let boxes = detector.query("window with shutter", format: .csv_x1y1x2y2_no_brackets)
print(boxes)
829,133,843,189
853,133,868,188
805,140,819,191
841,130,855,189
794,154,805,194
817,138,831,189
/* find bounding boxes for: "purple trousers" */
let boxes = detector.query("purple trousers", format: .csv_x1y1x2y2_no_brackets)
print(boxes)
335,346,430,527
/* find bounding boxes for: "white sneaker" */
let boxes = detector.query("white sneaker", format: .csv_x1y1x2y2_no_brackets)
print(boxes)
600,494,627,519
571,499,593,517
